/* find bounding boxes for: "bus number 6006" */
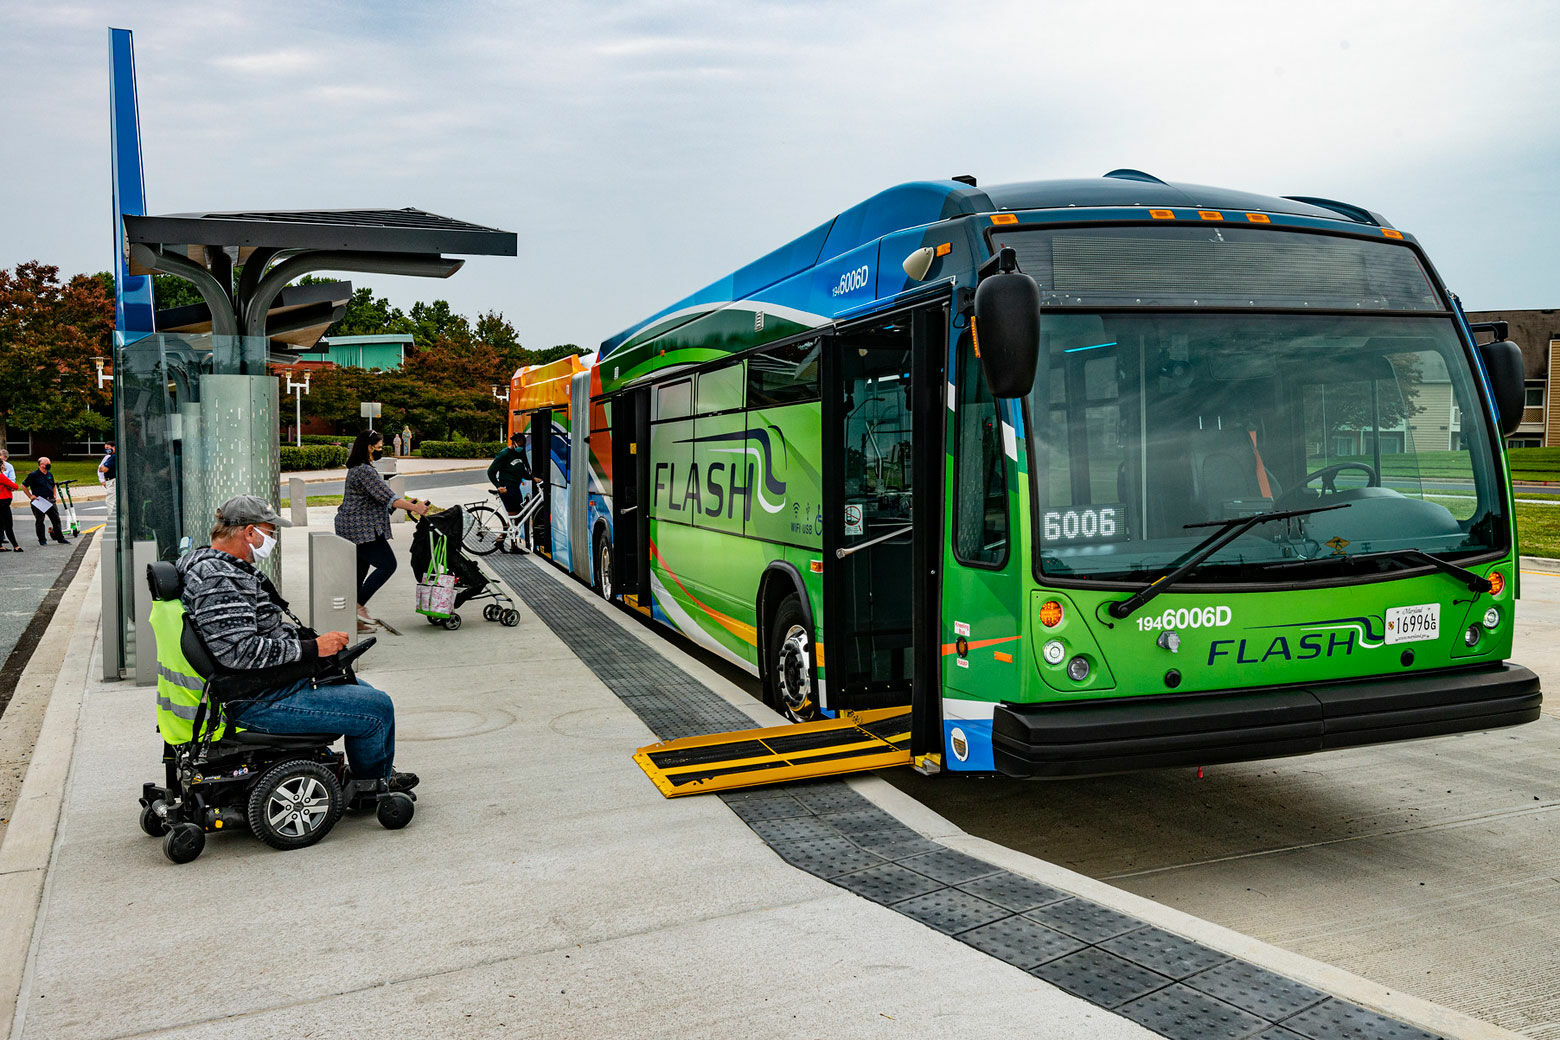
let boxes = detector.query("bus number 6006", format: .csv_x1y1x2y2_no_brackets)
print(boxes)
1042,505,1121,543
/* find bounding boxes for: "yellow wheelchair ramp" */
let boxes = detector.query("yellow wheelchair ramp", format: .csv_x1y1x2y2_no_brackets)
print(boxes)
633,707,912,798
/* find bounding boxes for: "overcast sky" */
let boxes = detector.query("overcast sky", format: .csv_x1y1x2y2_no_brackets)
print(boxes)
2,1,1557,351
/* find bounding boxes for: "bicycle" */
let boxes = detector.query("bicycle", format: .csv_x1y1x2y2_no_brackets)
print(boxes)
460,483,543,557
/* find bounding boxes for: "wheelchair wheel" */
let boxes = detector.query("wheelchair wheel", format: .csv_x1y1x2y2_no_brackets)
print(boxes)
483,604,500,622
462,504,504,556
377,792,416,830
443,612,462,631
162,822,205,864
501,609,520,628
247,759,343,851
139,803,169,837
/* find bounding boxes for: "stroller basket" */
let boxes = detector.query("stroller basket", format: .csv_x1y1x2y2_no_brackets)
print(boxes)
411,506,518,630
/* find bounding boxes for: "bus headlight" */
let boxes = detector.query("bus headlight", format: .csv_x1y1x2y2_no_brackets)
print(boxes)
1066,655,1091,682
1482,607,1500,629
1464,625,1481,647
1043,640,1066,665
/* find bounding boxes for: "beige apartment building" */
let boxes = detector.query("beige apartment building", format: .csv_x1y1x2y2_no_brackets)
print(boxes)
1465,309,1559,448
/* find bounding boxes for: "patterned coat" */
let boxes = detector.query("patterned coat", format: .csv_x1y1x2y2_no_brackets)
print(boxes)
178,548,316,671
334,463,397,545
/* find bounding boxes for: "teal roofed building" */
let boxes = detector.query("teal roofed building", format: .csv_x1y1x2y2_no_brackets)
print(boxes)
298,334,412,371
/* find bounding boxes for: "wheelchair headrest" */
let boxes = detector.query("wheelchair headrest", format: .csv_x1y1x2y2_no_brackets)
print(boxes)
146,561,183,602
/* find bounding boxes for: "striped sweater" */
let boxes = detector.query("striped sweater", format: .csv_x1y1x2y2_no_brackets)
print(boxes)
177,548,318,672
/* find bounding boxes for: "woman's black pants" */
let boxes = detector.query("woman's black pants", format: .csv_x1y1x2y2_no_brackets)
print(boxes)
356,536,397,606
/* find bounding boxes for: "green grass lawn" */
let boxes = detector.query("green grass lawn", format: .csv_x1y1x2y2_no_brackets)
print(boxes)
8,458,100,487
279,495,344,508
1516,501,1560,559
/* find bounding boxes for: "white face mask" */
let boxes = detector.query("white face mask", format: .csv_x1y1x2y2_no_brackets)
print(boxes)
251,527,277,561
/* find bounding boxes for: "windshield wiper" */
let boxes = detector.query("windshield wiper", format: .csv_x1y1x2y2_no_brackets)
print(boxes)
1106,504,1351,621
1263,548,1492,593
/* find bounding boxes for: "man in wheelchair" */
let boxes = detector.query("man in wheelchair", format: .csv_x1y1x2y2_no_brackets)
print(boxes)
140,495,418,863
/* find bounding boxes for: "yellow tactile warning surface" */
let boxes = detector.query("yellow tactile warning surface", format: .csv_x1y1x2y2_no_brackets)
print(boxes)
634,707,911,797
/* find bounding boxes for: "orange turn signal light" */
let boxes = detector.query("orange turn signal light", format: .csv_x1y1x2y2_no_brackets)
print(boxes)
1382,228,1404,240
1488,571,1505,596
1039,600,1064,627
935,242,952,257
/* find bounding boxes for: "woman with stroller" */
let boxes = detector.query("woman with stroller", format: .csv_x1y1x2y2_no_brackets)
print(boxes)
336,431,429,632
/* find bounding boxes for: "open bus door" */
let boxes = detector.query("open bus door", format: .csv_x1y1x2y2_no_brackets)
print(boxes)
528,408,552,556
611,387,651,601
632,307,945,797
821,308,946,755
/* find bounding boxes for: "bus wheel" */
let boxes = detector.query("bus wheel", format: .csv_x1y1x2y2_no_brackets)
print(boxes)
595,532,614,601
770,595,820,723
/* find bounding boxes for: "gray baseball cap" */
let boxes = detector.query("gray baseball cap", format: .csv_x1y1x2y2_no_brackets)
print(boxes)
215,494,292,528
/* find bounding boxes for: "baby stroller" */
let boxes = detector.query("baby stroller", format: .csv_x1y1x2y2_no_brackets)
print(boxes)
412,505,519,630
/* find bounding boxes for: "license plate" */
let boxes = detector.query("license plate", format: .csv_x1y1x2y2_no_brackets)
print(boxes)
1385,603,1440,644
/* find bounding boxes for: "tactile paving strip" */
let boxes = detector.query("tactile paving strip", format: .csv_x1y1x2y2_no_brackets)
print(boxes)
492,556,1450,1040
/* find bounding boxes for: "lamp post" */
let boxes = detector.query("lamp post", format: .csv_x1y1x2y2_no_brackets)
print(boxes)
285,369,311,448
492,384,510,441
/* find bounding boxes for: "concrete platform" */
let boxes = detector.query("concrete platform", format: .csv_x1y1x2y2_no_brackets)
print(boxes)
0,492,1534,1039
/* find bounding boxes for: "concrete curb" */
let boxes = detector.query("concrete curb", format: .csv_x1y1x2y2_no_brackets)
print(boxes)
0,553,99,1040
510,555,1527,1040
1519,554,1560,574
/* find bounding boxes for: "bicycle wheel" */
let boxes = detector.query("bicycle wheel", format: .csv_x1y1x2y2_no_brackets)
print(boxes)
462,504,505,556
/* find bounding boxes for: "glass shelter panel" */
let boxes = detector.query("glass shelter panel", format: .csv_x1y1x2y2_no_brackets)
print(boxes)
111,333,278,674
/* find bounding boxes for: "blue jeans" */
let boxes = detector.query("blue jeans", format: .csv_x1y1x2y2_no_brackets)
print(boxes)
228,678,397,781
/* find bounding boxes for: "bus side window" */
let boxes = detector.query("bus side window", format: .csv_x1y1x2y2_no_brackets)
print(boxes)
748,340,821,407
655,379,692,420
954,334,1009,566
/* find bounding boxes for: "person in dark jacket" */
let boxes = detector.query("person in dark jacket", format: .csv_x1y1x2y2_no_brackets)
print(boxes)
488,431,533,552
335,431,429,629
180,494,416,792
22,458,69,546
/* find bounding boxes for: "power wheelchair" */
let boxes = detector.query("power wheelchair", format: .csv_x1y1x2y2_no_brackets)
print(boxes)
138,561,415,864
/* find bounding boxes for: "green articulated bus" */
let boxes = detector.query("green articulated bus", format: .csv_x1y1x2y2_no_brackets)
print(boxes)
507,169,1541,776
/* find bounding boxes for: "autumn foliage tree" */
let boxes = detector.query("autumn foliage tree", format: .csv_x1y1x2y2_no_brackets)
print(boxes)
0,262,114,448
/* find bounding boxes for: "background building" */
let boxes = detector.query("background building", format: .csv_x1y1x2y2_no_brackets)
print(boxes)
296,333,411,371
1465,308,1559,448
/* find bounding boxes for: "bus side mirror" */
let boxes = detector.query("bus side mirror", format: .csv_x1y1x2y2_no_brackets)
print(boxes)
1478,339,1525,436
973,248,1041,398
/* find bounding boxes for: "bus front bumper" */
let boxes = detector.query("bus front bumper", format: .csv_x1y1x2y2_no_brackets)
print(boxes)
991,663,1541,778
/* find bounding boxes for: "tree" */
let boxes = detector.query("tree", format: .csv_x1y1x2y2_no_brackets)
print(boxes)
0,262,114,448
407,300,471,350
325,287,414,338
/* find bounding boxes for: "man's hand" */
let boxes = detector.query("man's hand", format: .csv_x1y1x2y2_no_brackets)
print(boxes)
497,486,507,494
317,631,351,656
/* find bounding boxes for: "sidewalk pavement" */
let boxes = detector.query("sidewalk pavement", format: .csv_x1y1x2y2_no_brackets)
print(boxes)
0,493,1527,1040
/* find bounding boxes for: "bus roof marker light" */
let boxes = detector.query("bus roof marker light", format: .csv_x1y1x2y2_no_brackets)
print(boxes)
990,213,1018,225
1198,210,1223,221
1149,209,1175,220
1245,213,1271,223
935,242,952,257
1382,229,1404,240
1039,600,1064,627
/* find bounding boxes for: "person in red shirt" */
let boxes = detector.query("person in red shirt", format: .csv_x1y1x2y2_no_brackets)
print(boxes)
0,457,31,552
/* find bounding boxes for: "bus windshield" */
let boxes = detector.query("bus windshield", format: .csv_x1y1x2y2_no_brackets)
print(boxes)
1027,311,1507,583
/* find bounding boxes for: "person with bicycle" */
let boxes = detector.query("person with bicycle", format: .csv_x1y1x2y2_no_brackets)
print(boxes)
488,431,533,553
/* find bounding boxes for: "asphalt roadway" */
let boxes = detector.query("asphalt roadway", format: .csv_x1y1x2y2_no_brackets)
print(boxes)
888,569,1560,1038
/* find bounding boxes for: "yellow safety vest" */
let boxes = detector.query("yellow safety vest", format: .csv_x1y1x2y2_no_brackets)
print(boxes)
148,600,227,745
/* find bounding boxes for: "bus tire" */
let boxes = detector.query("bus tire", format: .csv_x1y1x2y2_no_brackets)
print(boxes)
769,595,820,723
594,530,614,601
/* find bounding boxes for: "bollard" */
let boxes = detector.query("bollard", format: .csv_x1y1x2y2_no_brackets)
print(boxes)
289,476,308,528
374,456,399,476
309,530,358,640
132,539,157,686
101,536,122,680
387,473,406,513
